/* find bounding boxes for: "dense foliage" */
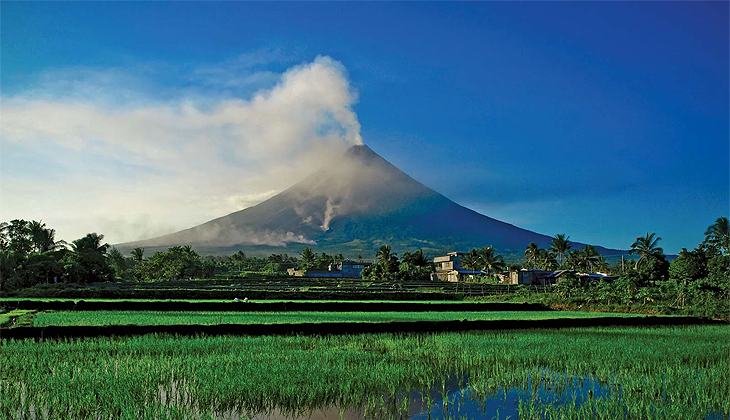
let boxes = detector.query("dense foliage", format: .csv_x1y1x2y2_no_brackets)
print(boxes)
359,245,435,281
0,220,112,291
460,246,506,280
535,221,729,319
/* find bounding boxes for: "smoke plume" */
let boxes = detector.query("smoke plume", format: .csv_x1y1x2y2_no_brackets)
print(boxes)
0,55,362,245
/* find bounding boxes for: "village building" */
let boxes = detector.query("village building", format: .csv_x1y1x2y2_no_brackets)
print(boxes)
506,269,616,285
433,252,487,282
506,269,553,285
434,252,616,284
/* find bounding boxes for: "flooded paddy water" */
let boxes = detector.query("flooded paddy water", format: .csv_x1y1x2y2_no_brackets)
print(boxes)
153,371,727,420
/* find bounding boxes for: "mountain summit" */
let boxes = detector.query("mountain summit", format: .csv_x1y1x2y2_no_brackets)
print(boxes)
121,144,620,256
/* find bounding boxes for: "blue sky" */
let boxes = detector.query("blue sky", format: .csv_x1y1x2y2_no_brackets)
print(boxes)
1,2,728,253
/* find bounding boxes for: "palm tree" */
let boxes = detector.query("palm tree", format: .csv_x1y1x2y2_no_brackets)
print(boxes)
461,248,482,275
524,243,539,269
704,216,729,255
28,220,47,253
479,246,505,276
376,244,393,262
549,234,571,267
107,247,127,278
70,233,111,283
131,247,145,264
402,249,429,267
595,255,609,273
535,249,558,271
399,250,433,280
577,245,601,272
28,221,66,253
299,247,316,271
629,232,664,269
375,245,399,280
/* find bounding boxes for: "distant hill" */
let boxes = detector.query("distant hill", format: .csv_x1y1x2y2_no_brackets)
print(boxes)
118,144,625,258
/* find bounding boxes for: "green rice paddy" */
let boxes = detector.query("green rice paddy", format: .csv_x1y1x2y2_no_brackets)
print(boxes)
2,325,728,419
30,310,650,327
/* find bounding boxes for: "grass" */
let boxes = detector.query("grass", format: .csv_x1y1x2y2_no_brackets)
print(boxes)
2,325,727,419
0,310,35,327
28,310,653,327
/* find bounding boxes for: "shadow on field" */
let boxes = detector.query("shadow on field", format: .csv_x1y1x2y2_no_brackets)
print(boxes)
2,317,725,340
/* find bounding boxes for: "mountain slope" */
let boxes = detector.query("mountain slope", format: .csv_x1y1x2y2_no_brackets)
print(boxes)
120,145,622,257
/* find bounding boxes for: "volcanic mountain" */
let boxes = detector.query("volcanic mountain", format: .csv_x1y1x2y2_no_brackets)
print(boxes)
120,145,622,257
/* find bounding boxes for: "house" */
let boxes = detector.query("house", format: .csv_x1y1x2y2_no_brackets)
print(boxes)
433,252,487,282
329,261,372,278
434,252,462,282
507,269,553,285
434,252,464,272
507,269,616,285
287,268,305,277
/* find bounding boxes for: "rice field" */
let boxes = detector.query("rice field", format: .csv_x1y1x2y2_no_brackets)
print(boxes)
2,325,728,419
29,310,650,327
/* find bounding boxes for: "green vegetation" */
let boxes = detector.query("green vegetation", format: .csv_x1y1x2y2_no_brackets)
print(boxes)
460,246,506,280
512,221,730,319
298,247,349,273
524,239,606,272
0,220,112,289
27,310,650,327
360,245,435,281
0,309,35,327
2,217,727,316
2,326,727,419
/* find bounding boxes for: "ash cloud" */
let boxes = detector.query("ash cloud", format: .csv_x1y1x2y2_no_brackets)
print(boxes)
0,55,362,245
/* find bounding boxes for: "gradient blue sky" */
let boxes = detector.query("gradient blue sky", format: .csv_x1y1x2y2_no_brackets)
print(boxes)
2,2,728,253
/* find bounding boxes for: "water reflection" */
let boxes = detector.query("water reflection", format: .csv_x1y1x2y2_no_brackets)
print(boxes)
241,374,613,420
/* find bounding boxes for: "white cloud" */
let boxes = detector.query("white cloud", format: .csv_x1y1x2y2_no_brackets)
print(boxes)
0,55,362,244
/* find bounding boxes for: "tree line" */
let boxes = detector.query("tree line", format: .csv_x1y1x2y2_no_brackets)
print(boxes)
2,217,728,313
358,245,435,281
0,220,303,290
545,218,729,316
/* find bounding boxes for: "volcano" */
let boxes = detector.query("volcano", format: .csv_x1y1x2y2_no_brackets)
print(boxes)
120,145,622,257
